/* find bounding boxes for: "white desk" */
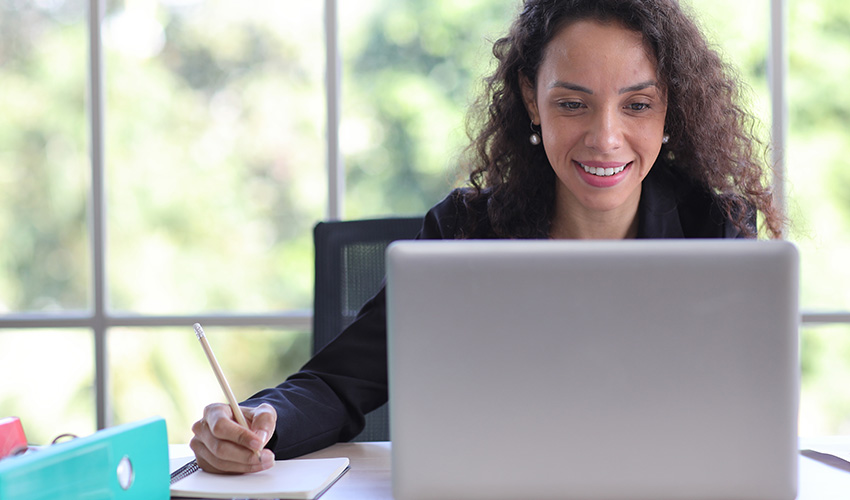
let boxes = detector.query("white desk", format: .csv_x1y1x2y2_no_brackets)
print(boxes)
299,442,392,500
172,439,850,499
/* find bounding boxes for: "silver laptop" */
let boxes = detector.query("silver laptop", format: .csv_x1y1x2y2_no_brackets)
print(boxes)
386,239,799,500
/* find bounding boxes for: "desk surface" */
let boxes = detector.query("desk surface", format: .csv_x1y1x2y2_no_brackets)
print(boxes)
172,438,850,499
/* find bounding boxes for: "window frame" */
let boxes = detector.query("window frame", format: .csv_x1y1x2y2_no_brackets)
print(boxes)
0,0,844,431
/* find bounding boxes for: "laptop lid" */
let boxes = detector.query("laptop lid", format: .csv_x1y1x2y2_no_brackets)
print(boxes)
387,239,799,500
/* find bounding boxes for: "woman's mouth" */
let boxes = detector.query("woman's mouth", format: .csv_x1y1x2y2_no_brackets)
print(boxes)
577,161,629,177
573,160,632,188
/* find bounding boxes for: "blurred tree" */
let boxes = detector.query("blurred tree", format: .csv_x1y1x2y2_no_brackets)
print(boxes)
4,0,850,442
786,0,850,434
0,2,89,313
342,0,519,218
102,0,325,314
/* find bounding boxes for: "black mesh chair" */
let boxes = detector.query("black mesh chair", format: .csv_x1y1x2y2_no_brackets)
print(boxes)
312,216,424,442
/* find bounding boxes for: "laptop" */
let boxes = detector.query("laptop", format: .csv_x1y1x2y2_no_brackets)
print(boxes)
386,239,799,500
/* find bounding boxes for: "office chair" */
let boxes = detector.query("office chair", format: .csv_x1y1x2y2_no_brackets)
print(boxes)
312,216,424,442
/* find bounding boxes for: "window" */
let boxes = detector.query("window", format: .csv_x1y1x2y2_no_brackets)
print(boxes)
1,0,848,444
787,0,850,435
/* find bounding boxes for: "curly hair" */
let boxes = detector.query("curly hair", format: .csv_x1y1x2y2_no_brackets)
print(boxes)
462,0,784,239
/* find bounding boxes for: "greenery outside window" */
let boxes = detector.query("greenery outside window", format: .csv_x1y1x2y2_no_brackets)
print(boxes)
1,0,849,444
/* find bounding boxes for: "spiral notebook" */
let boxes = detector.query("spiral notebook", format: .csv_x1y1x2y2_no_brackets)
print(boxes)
170,457,350,500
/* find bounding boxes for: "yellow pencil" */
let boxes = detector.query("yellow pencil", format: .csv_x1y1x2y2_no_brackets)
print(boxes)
193,323,261,458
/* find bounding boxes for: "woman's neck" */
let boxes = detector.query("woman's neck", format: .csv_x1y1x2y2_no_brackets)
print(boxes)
549,187,641,240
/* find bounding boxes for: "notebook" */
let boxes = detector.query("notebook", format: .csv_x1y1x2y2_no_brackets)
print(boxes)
170,457,350,499
386,239,799,500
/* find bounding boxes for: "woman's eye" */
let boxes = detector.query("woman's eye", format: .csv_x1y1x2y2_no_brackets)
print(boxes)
627,102,651,111
559,101,584,110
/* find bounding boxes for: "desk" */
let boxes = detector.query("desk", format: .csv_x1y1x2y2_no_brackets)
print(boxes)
299,442,392,500
172,439,850,499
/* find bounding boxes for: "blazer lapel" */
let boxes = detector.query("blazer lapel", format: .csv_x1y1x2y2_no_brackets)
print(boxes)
636,168,686,239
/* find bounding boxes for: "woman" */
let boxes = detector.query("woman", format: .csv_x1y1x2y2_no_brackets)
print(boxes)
190,0,784,473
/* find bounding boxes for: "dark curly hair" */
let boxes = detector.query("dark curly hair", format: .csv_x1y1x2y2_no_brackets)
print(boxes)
462,0,784,239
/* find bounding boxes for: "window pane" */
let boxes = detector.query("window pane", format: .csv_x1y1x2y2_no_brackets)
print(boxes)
104,0,325,314
787,0,850,312
689,0,771,120
800,324,850,435
340,0,519,219
340,0,773,220
0,2,90,313
0,329,95,445
109,326,310,443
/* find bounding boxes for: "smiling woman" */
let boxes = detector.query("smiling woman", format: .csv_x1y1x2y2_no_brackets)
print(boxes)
463,0,784,242
189,0,788,474
521,20,668,239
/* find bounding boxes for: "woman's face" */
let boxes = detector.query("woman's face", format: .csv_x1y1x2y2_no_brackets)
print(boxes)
522,19,667,219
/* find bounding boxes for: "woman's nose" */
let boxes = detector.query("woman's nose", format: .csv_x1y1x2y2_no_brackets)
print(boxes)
583,108,623,153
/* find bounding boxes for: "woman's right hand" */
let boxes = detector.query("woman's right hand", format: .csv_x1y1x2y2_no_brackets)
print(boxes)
190,402,277,474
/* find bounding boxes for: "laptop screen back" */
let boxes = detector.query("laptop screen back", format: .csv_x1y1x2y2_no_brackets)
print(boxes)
387,239,798,500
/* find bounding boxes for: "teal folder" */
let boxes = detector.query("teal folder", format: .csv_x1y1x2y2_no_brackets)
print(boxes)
0,416,169,500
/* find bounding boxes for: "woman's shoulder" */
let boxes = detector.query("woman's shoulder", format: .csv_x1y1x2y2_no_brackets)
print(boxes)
643,167,753,239
421,187,497,240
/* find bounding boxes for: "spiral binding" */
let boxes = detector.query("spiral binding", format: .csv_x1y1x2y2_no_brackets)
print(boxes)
170,458,200,484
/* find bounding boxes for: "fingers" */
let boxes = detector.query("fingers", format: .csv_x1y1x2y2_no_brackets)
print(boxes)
190,403,276,474
244,403,276,449
190,438,274,474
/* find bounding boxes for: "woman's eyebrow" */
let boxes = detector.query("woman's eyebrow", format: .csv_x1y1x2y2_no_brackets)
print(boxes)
619,80,658,94
550,81,594,94
548,80,659,95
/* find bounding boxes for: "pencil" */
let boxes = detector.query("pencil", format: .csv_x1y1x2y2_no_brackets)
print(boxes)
193,323,261,459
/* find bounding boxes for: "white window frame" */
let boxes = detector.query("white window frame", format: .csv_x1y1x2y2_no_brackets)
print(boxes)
0,0,845,431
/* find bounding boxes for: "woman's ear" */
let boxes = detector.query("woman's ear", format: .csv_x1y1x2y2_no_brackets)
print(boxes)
520,74,540,125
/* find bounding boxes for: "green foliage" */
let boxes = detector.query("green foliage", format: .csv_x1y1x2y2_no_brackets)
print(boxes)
3,0,850,442
107,326,310,444
783,0,850,312
0,5,90,312
341,0,519,218
1,1,323,443
788,1,850,231
800,325,850,434
102,1,325,314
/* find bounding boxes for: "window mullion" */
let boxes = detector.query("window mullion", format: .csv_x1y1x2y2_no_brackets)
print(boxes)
88,0,109,430
769,0,787,214
325,0,343,220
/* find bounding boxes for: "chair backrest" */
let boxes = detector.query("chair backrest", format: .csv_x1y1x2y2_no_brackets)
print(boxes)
312,217,423,442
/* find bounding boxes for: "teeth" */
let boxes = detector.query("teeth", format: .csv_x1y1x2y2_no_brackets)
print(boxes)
580,162,627,177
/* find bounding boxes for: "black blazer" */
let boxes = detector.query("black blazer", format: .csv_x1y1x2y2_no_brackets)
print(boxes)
243,167,749,459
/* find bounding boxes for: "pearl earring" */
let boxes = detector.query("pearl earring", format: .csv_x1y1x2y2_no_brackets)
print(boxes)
662,133,670,144
529,121,541,146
